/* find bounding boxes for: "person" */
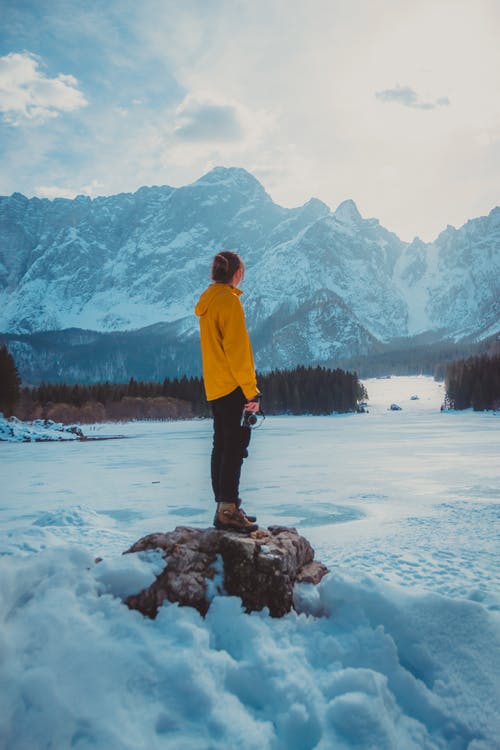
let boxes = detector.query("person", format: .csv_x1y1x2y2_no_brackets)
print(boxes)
195,250,260,533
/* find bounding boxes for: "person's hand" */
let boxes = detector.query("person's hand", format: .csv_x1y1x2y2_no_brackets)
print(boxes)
244,400,260,413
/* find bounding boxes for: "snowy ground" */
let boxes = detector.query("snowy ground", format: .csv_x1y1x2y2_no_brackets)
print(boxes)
1,376,499,749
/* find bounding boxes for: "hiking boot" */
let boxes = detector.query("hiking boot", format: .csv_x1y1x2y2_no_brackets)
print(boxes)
214,503,258,533
241,509,257,522
213,501,257,525
235,500,257,523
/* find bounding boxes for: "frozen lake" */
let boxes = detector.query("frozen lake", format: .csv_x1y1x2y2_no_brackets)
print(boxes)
2,376,500,750
2,376,499,606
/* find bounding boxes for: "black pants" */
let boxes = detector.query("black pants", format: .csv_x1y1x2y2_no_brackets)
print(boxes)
210,387,251,504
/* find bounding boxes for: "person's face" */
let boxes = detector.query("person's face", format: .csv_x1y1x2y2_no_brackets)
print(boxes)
232,266,244,287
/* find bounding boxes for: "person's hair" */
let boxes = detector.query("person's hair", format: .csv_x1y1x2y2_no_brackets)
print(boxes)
211,250,244,284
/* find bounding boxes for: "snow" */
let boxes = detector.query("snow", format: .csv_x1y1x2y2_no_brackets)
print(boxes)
393,242,437,334
0,416,83,442
1,376,499,749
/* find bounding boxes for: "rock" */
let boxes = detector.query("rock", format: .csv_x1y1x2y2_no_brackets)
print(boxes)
124,526,329,618
389,403,402,411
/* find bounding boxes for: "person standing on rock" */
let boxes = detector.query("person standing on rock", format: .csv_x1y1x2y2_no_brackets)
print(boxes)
195,250,260,533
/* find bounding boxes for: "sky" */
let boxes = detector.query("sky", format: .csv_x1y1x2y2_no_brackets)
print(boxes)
1,0,499,242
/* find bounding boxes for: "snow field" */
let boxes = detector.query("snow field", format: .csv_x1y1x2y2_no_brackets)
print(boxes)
1,377,499,748
0,547,499,749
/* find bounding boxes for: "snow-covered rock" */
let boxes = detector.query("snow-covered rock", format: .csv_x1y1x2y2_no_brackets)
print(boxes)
0,415,84,442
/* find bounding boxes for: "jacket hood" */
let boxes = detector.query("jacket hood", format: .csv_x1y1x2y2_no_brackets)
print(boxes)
195,284,242,317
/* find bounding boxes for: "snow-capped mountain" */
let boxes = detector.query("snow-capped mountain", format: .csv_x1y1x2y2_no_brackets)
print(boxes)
394,213,500,340
1,167,498,377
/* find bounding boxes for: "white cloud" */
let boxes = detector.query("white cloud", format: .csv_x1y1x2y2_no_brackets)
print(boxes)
172,92,275,148
375,85,450,110
0,52,87,125
144,0,500,241
3,1,500,242
151,92,278,176
174,95,243,142
36,180,104,200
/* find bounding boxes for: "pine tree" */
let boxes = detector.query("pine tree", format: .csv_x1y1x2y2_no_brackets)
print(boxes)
0,345,22,416
445,353,500,410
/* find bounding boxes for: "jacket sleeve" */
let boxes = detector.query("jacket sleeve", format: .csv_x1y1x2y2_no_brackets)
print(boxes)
219,295,259,400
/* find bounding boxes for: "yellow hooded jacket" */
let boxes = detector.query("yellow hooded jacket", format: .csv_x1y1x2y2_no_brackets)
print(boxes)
195,283,259,401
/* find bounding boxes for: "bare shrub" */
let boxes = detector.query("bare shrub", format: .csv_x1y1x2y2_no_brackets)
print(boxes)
80,401,107,423
46,403,81,423
12,396,194,424
14,395,44,421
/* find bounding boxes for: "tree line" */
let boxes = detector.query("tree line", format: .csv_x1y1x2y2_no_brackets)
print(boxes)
0,345,21,416
5,339,500,418
1,344,366,421
24,366,366,418
332,338,493,381
444,353,500,411
258,366,367,415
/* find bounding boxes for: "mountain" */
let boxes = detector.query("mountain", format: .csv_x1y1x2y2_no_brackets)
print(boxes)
1,167,499,382
394,213,500,340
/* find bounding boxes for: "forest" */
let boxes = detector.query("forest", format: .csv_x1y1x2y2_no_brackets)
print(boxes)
444,353,500,411
4,356,367,423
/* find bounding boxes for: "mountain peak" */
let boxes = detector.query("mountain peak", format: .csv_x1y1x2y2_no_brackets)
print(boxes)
436,224,457,242
334,199,363,224
193,166,263,191
488,206,500,228
9,192,29,203
302,197,330,212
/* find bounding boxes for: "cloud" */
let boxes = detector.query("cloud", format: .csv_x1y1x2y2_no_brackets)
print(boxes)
0,52,87,125
36,180,104,200
375,85,450,110
174,95,244,142
2,0,499,243
159,93,277,183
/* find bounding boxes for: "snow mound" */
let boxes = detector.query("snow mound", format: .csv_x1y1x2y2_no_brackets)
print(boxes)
33,505,103,528
94,549,167,599
0,415,84,442
0,546,499,749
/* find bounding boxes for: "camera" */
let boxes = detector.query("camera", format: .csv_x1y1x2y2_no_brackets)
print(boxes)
240,399,265,429
241,409,259,428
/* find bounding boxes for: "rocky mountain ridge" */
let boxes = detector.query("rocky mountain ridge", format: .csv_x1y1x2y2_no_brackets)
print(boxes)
1,167,498,378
